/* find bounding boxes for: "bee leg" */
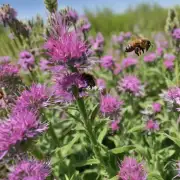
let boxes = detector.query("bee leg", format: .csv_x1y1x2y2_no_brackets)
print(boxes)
141,48,144,53
135,47,140,56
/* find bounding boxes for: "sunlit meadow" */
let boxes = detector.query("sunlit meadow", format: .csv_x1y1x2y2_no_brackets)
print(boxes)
0,1,180,180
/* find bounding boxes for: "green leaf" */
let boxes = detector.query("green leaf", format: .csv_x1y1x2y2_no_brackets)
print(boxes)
148,171,163,180
57,134,80,157
109,175,118,180
90,104,99,122
74,159,100,167
98,126,108,144
128,125,144,133
160,133,180,147
110,145,135,154
135,144,148,157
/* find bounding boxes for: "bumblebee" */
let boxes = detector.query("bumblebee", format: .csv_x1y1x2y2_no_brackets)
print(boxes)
79,73,96,92
125,37,152,56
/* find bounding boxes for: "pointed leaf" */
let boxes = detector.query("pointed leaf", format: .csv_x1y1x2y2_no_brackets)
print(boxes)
128,125,144,133
148,172,163,180
90,104,99,122
98,126,108,144
74,159,100,167
110,145,135,154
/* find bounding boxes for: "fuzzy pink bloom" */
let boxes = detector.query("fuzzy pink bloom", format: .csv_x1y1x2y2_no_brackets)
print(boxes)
145,119,159,132
118,75,144,96
121,57,137,69
144,53,157,62
152,102,161,113
156,47,163,56
164,53,176,61
100,94,123,115
172,28,180,40
0,111,47,160
118,157,147,180
44,31,87,66
164,59,174,70
101,55,114,69
8,159,50,180
13,84,51,113
110,120,120,131
0,63,19,78
113,63,122,75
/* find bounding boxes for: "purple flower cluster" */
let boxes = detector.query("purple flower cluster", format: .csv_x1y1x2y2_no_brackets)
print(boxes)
112,32,131,46
172,28,180,40
91,32,105,56
0,110,47,159
18,51,35,70
100,94,123,116
54,73,87,102
118,75,144,96
13,84,51,113
0,63,19,78
152,102,161,113
110,120,120,132
118,157,147,180
8,159,50,180
145,119,159,132
0,4,17,25
44,31,87,67
101,55,114,69
77,16,91,33
144,53,157,63
163,53,176,70
96,78,106,91
121,57,137,69
161,87,180,111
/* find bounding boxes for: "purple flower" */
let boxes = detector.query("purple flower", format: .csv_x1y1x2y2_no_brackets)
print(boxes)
124,32,131,39
96,32,104,45
121,57,137,69
8,159,50,180
164,53,176,61
0,56,10,64
13,84,51,112
39,59,51,71
118,157,147,180
117,35,124,44
0,110,47,159
100,94,123,115
172,28,180,40
161,87,180,111
156,47,163,56
44,31,87,67
110,120,120,131
144,53,157,63
152,102,161,113
78,16,91,32
101,55,114,69
54,73,87,102
164,59,174,70
118,75,144,96
96,79,106,90
18,51,35,70
68,9,78,23
0,63,19,78
145,119,159,132
0,4,17,26
113,63,122,75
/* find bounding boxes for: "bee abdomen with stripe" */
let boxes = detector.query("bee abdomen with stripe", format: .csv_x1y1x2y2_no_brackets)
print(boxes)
125,44,135,52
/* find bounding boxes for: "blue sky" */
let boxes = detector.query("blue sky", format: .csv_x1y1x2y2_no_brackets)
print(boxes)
0,0,179,20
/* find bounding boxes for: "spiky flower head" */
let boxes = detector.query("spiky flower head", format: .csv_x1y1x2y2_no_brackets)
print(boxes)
172,28,180,40
100,55,114,69
0,4,17,26
13,84,51,113
152,102,161,113
164,59,174,70
8,159,50,180
118,157,147,180
77,16,91,33
100,94,123,116
44,30,88,67
54,73,87,102
0,110,47,159
145,119,159,132
110,120,120,132
121,57,137,69
18,51,35,70
118,75,145,96
144,53,157,63
161,87,180,111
